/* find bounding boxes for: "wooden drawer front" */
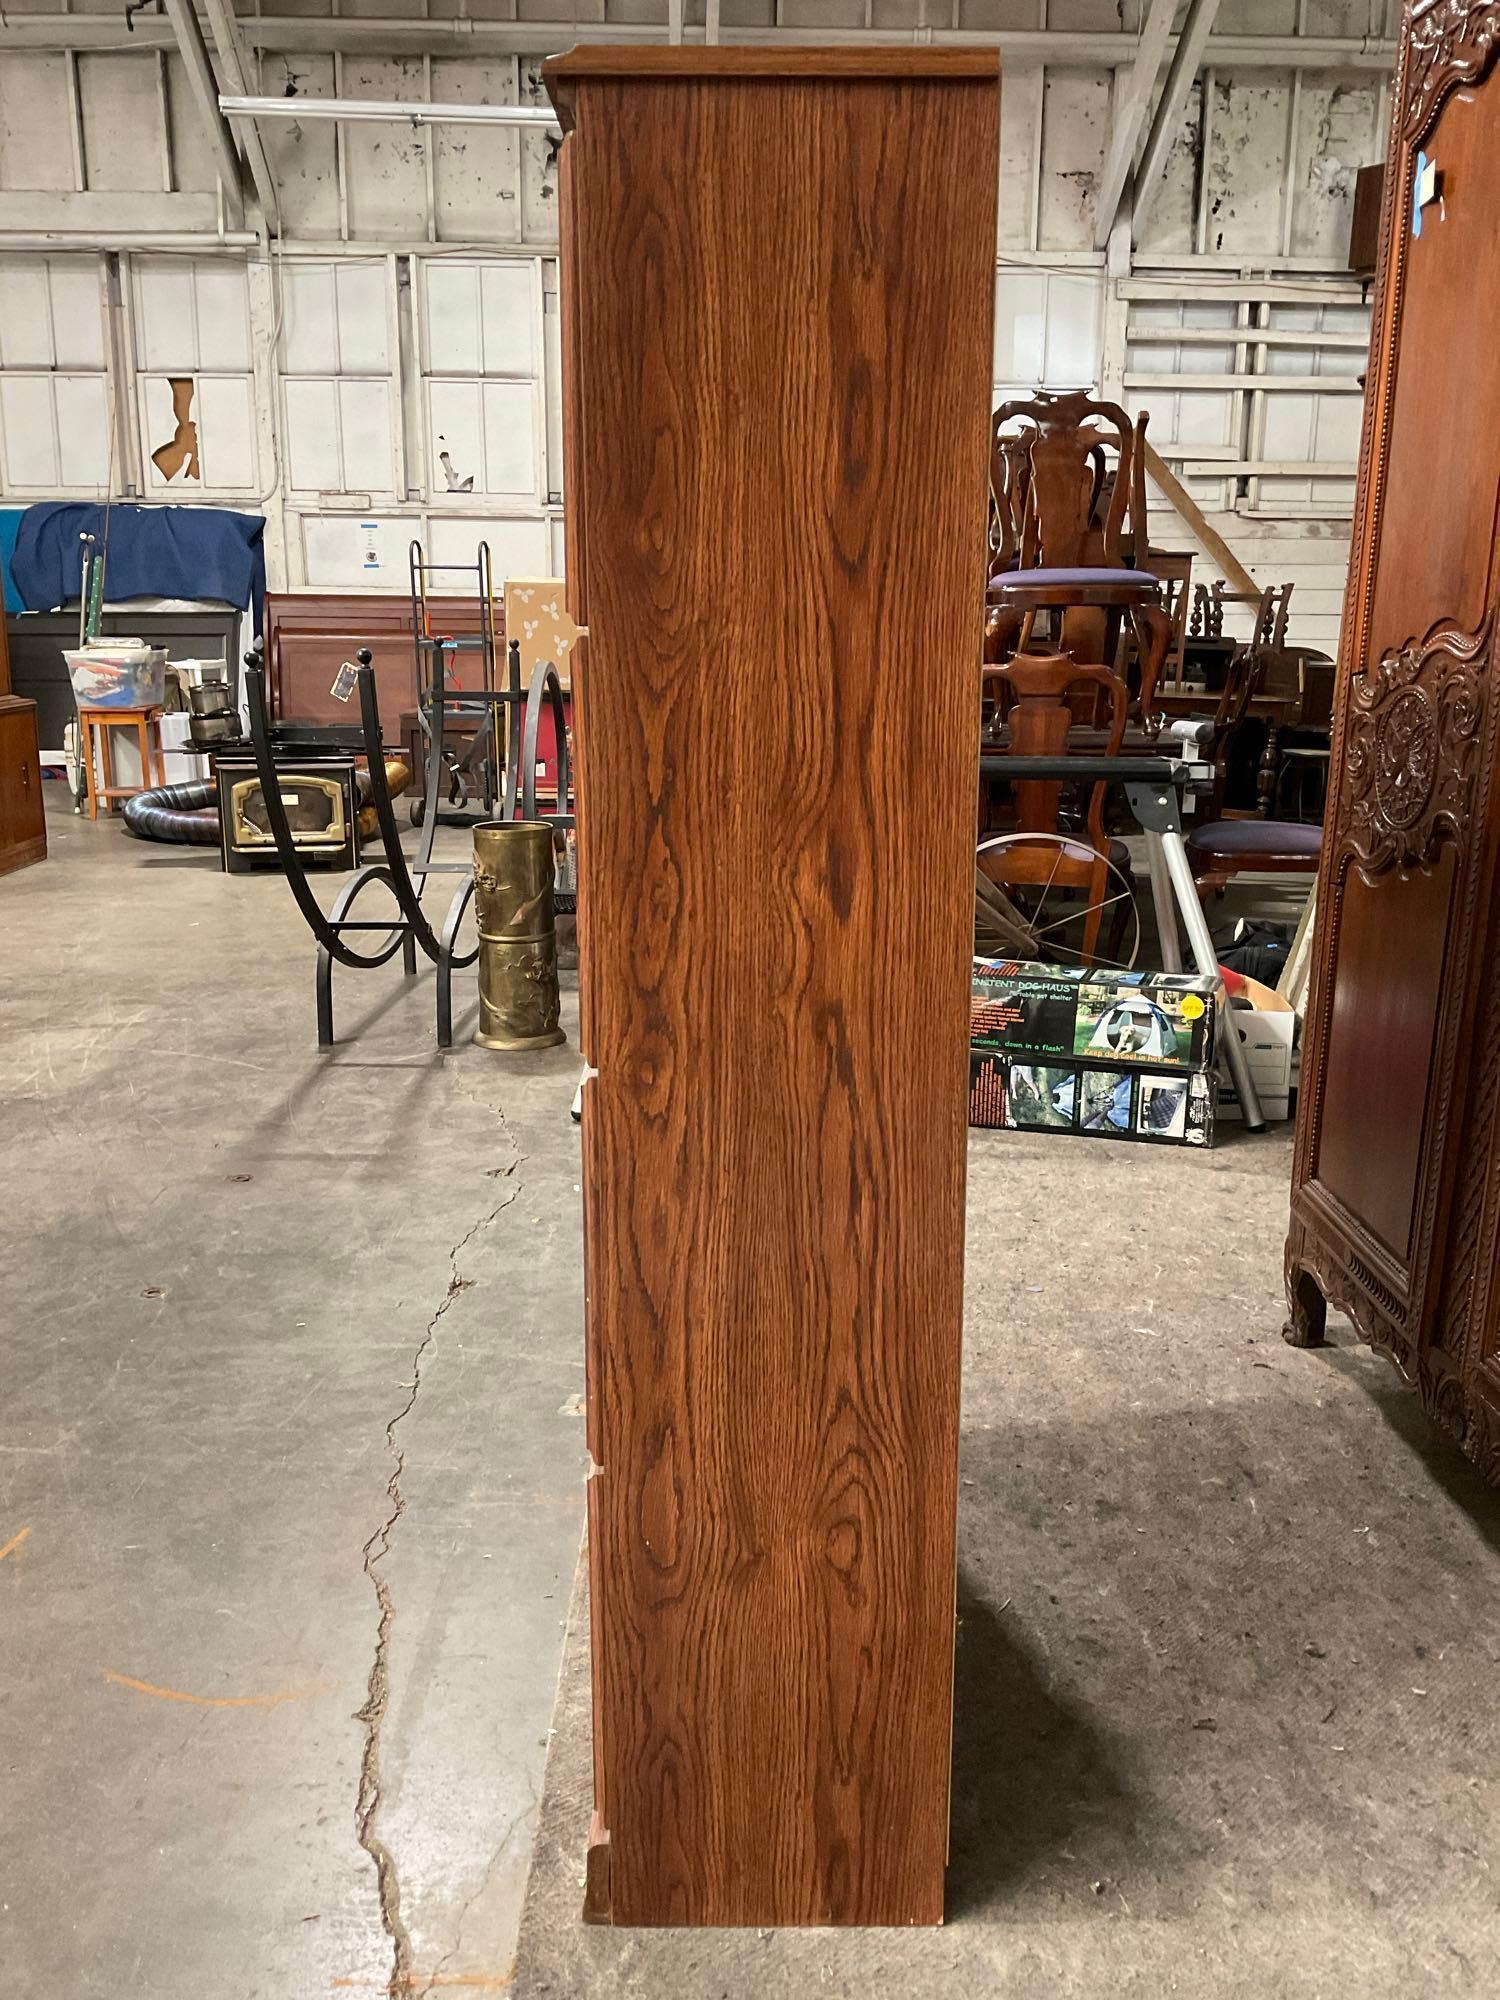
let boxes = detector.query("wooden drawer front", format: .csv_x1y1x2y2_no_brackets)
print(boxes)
0,698,46,873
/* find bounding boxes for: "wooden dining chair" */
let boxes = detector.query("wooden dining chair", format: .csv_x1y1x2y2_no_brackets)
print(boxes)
979,650,1135,967
1190,578,1294,647
985,391,1173,727
1186,649,1323,896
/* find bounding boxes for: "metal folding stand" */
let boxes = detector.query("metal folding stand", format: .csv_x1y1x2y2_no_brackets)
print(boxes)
979,751,1266,1132
411,636,573,884
412,634,515,885
409,539,502,833
243,651,479,1050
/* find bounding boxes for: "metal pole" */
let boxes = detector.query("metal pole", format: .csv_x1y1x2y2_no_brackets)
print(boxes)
1144,833,1182,973
220,94,563,128
1156,826,1265,1131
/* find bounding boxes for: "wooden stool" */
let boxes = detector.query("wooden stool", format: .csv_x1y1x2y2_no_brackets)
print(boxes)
79,705,166,820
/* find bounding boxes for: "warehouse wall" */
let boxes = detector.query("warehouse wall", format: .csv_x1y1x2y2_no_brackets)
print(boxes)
0,0,1399,653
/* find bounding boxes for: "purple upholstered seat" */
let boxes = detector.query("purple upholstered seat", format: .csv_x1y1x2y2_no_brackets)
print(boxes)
1187,819,1322,865
990,565,1161,590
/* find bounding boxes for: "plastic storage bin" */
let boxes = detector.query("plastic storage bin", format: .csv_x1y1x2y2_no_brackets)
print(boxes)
63,643,168,711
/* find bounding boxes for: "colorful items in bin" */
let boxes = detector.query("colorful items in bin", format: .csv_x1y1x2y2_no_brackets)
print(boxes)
63,641,167,712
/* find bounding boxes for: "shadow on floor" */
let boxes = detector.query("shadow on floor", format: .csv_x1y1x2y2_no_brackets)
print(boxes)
1317,1328,1500,1556
947,1570,1143,1916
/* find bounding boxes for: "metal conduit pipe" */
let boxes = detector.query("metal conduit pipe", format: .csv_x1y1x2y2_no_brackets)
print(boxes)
0,235,262,252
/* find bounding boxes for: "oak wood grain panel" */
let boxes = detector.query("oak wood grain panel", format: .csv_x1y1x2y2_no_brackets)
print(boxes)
546,43,1001,90
554,55,998,1925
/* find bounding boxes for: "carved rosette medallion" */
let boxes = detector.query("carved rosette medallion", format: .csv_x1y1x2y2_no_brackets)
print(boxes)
1374,687,1438,828
1407,0,1500,140
1340,622,1488,875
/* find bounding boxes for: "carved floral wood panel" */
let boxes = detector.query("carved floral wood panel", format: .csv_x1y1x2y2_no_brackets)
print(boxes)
1285,0,1500,1483
1339,621,1489,878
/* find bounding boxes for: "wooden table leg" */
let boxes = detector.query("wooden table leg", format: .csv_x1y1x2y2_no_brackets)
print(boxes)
83,713,99,821
101,717,116,812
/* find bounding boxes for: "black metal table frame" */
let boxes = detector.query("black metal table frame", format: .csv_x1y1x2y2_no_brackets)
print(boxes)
244,646,574,1050
244,653,478,1049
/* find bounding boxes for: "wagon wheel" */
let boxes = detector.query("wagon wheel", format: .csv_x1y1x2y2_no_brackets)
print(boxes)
976,831,1140,971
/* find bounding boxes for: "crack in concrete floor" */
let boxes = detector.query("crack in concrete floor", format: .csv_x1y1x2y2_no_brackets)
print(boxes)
355,1160,525,2000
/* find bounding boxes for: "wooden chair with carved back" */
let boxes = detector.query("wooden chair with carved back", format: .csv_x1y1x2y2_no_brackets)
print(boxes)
985,391,1173,729
1189,578,1293,650
1186,578,1293,678
1186,645,1322,897
978,650,1137,967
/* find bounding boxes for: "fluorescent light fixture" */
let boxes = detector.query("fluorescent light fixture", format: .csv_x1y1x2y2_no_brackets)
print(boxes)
219,94,562,128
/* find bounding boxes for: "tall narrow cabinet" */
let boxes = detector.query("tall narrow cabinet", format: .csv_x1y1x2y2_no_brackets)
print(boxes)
1286,1,1500,1482
545,47,1000,1925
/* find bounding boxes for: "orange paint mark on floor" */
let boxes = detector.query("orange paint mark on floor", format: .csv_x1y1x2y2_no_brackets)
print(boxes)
0,1526,30,1563
102,1670,334,1709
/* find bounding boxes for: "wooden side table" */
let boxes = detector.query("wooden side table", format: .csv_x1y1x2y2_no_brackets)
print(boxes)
79,705,166,820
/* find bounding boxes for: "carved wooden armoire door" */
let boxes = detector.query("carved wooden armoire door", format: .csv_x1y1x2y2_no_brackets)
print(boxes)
1286,0,1500,1480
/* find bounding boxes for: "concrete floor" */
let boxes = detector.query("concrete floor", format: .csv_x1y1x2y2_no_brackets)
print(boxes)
516,1121,1500,1997
2,796,589,1998
6,796,1500,1999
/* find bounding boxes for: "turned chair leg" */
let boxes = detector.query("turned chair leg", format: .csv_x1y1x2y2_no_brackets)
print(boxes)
1130,601,1173,719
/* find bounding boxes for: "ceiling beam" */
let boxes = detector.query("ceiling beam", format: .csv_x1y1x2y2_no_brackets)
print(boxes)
158,0,246,233
1142,440,1258,599
199,0,283,235
1092,0,1177,252
1132,0,1222,247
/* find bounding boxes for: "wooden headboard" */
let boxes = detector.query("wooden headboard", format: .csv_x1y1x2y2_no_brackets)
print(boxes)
264,592,505,727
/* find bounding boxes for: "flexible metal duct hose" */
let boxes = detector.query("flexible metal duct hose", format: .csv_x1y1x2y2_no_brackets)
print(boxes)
122,781,220,845
122,762,412,846
357,760,412,838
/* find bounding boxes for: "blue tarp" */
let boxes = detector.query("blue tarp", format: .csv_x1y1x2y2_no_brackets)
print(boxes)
10,504,266,627
0,509,23,615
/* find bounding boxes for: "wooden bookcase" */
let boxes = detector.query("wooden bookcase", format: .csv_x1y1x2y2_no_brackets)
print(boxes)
546,45,1000,1926
1286,3,1500,1482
